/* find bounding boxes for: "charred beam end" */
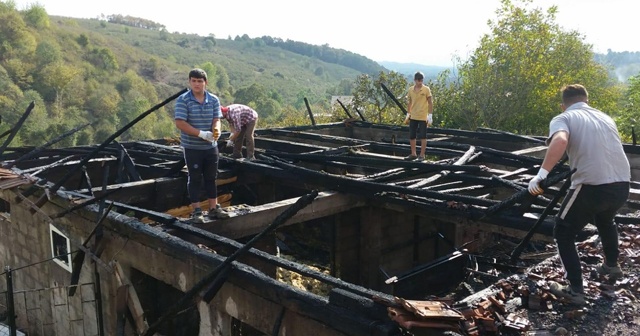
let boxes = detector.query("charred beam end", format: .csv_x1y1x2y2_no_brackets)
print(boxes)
303,97,316,127
380,82,407,116
0,101,35,156
354,106,367,121
336,99,354,119
142,190,320,336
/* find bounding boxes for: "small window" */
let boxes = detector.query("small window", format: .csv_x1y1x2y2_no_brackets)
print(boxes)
50,223,72,272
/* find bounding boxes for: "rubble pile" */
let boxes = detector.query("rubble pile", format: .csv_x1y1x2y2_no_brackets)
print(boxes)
387,223,640,335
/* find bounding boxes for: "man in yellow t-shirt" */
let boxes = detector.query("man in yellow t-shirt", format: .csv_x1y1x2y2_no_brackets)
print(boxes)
405,71,433,161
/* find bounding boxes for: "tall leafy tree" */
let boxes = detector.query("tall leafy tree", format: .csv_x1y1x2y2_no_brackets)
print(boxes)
39,62,81,113
444,0,616,135
23,3,49,29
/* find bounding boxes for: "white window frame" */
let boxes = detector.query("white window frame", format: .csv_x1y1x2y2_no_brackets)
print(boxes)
49,223,72,273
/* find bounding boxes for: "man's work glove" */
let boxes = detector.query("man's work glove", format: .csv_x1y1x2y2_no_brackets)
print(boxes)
212,128,220,141
527,167,549,195
427,114,433,126
226,139,234,148
198,130,214,142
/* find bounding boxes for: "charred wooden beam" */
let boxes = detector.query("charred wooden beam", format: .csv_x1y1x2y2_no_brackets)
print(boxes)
0,102,35,156
336,99,354,119
303,97,316,127
256,137,331,153
51,187,123,219
354,106,367,121
261,155,498,208
113,140,142,182
200,191,366,239
143,191,320,336
30,89,186,205
68,202,114,296
480,169,576,220
80,166,94,196
477,127,545,144
407,145,476,188
259,129,364,147
267,152,485,173
167,221,393,305
380,82,407,116
4,122,91,168
376,193,558,237
510,177,572,262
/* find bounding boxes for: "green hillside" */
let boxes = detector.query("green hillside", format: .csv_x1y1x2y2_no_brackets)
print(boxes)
71,16,381,103
0,2,387,147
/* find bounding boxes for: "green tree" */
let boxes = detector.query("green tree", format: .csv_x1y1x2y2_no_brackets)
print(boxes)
39,62,81,112
199,61,217,86
87,47,119,72
444,0,615,135
23,3,49,29
3,58,33,88
234,83,268,107
76,33,89,48
351,71,408,123
617,74,640,142
35,41,62,67
0,63,24,124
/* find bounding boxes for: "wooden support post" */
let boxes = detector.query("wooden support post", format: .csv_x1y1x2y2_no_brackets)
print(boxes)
303,97,316,127
113,261,149,334
359,206,383,291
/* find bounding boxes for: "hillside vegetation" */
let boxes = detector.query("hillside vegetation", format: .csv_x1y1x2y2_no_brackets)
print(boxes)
0,1,383,147
2,0,640,149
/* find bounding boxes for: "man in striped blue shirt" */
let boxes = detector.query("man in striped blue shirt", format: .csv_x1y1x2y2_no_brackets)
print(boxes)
175,69,229,223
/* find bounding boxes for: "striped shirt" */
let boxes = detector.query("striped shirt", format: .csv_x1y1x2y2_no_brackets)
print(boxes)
174,90,222,150
225,104,258,131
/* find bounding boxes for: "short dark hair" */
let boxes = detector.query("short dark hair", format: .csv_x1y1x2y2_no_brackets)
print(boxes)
561,84,588,105
414,71,424,81
189,68,207,82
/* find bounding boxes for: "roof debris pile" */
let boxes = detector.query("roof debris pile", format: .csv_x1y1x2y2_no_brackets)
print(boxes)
383,223,640,335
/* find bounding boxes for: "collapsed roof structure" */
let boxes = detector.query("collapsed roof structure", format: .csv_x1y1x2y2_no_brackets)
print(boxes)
1,97,639,335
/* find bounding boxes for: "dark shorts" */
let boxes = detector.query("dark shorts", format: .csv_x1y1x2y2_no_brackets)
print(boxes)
409,119,427,140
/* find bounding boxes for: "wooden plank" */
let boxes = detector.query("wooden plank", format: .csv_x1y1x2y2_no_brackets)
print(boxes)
200,192,366,239
113,261,149,334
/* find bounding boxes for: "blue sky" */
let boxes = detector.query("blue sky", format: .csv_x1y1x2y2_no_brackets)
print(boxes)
11,0,638,67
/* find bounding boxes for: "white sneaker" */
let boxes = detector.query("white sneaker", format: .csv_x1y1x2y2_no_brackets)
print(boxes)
549,281,586,306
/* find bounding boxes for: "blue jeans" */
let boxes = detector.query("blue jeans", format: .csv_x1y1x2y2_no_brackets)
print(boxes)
554,182,629,292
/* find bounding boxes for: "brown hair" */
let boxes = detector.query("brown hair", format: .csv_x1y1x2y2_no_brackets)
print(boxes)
561,84,588,105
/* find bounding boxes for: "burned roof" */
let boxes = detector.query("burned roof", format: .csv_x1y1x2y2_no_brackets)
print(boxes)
2,107,640,335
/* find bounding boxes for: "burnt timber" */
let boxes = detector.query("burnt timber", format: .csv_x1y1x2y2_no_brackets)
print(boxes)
1,119,640,336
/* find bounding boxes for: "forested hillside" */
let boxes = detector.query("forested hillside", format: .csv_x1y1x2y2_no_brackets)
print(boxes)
0,1,380,147
2,0,640,149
